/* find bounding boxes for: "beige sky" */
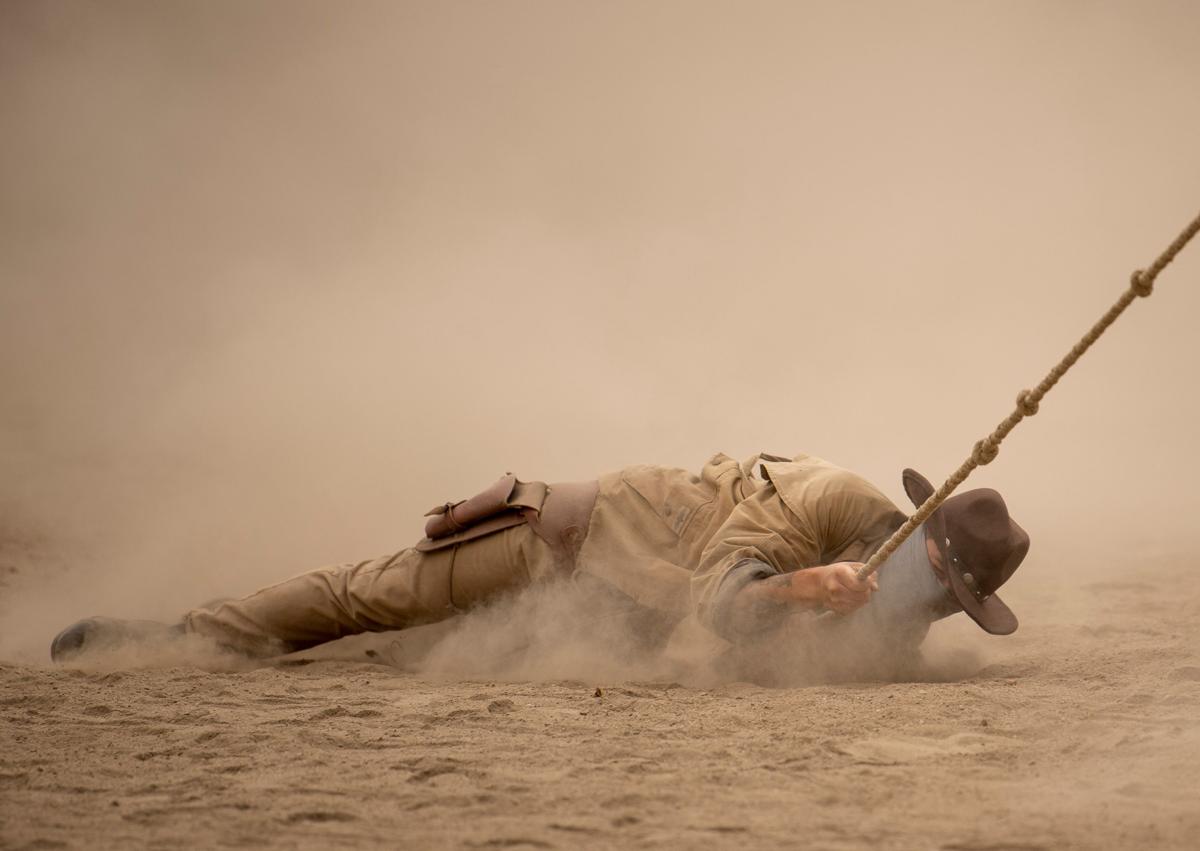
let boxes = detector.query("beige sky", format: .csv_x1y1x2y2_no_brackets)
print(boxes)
1,1,1198,635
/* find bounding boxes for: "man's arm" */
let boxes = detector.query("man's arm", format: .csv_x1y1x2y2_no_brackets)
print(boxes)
722,561,878,631
691,487,879,639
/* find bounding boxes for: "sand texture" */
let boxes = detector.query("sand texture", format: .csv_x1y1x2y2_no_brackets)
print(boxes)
3,554,1199,851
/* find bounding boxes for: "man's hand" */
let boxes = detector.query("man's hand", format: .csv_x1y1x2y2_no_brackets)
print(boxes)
812,562,879,614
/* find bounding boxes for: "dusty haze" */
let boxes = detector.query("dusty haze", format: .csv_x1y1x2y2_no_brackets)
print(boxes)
1,0,1199,663
4,5,1200,850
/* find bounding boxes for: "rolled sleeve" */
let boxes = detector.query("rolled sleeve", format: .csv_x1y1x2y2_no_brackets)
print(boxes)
690,487,818,634
705,557,781,640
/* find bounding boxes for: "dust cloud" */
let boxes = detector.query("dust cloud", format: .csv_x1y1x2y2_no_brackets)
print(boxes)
2,1,1199,670
46,574,988,691
406,579,989,688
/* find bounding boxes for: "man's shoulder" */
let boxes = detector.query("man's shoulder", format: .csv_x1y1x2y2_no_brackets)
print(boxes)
758,452,858,489
759,454,899,518
610,452,743,483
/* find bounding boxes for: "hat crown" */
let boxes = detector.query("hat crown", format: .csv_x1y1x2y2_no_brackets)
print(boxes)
940,488,1029,597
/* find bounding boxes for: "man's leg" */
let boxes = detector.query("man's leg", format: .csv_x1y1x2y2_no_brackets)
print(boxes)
183,525,557,656
53,525,556,661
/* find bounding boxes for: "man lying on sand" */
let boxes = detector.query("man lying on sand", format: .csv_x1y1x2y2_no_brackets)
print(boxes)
50,452,1029,665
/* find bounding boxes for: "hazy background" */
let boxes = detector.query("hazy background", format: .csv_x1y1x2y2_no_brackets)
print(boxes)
1,0,1198,662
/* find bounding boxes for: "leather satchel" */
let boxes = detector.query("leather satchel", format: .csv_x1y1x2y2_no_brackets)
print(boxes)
416,474,549,552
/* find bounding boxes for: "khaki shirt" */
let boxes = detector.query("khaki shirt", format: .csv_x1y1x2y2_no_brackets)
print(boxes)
575,452,906,635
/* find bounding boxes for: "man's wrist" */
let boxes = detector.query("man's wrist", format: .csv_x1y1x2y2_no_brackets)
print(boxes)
756,568,823,610
722,567,827,637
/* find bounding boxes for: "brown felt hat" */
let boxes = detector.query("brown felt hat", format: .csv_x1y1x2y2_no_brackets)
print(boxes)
901,469,1030,635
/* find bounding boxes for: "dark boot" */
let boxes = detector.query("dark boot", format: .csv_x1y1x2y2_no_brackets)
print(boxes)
50,616,185,663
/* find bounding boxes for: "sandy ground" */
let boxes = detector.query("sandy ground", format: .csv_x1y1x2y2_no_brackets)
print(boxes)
3,551,1199,851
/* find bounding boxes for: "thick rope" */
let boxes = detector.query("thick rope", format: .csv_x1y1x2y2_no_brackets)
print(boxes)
857,210,1200,581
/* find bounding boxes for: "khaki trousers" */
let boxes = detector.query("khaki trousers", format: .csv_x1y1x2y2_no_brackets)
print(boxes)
182,525,557,657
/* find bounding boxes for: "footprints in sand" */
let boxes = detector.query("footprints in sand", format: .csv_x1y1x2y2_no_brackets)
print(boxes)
393,756,486,786
307,704,383,720
395,698,529,727
840,732,1013,765
1168,665,1200,681
283,809,359,824
394,753,459,780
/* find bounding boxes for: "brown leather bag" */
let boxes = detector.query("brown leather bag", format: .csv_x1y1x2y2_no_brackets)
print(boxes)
416,475,549,552
414,475,599,565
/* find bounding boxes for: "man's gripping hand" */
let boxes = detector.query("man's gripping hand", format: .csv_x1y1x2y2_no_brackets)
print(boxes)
811,562,879,614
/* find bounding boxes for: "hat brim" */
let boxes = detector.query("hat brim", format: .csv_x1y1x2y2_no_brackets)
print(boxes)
944,559,1019,635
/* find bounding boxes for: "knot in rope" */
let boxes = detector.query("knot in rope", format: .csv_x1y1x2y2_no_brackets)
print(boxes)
1016,389,1040,417
972,437,999,465
1130,269,1153,297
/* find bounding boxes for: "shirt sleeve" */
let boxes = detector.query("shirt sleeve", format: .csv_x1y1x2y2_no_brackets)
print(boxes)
690,485,820,637
808,472,908,559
